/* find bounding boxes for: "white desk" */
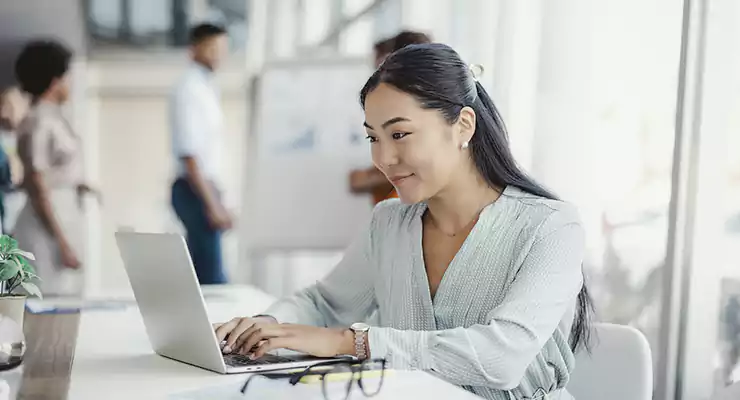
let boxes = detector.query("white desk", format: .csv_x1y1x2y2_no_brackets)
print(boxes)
66,285,478,399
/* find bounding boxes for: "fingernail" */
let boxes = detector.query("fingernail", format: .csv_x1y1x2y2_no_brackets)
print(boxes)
249,353,256,360
223,346,232,354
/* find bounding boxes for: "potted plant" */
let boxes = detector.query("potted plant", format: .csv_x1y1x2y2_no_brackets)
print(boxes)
0,235,40,327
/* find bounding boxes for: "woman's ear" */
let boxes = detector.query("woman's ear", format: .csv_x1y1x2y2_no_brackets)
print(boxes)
457,106,476,143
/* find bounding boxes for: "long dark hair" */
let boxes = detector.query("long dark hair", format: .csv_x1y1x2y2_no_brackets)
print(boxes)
359,43,593,351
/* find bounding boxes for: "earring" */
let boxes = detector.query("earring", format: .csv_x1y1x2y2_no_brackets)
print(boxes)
461,141,469,150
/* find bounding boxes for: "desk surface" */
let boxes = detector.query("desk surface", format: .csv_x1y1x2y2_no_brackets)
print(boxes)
62,285,477,399
20,313,80,400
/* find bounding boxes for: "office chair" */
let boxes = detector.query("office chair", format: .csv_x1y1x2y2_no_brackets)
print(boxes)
712,381,740,400
568,322,653,400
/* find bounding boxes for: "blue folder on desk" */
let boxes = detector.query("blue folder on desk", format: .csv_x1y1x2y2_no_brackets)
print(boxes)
25,299,129,314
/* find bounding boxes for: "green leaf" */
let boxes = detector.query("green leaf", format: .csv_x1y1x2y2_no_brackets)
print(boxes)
13,255,36,275
0,235,17,253
8,249,34,261
9,257,25,275
22,269,39,281
20,282,42,299
0,236,36,285
0,261,20,281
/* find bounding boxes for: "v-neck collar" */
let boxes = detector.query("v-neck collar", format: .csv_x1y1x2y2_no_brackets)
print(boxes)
410,186,512,315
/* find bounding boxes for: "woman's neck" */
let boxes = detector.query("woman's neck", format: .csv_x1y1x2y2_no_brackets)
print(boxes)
426,172,503,234
34,93,60,106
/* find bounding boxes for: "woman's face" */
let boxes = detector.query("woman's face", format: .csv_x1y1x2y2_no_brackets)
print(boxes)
50,72,71,104
363,83,475,204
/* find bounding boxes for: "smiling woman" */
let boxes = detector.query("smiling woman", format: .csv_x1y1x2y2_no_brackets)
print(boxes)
216,43,593,400
349,30,432,205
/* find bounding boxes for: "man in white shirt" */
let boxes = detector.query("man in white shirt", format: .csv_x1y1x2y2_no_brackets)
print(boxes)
170,23,232,284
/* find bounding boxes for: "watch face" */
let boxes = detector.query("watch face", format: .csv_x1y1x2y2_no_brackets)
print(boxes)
351,322,370,332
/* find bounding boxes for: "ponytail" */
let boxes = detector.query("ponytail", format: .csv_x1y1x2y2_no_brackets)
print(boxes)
468,81,555,199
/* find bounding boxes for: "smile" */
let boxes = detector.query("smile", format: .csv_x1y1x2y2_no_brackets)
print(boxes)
389,174,414,185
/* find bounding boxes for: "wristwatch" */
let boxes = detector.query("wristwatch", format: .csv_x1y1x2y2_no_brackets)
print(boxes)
350,322,370,360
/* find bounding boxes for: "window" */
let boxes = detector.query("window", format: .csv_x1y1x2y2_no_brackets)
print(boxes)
85,0,248,51
680,0,740,397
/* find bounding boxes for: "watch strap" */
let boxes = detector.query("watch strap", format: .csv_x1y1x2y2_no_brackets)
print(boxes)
354,329,368,360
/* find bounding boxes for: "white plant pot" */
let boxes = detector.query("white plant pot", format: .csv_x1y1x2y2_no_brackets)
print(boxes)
0,297,25,328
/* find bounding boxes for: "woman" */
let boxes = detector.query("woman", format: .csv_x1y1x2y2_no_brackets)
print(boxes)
0,86,28,187
13,40,96,296
0,86,29,232
217,44,592,399
349,30,432,205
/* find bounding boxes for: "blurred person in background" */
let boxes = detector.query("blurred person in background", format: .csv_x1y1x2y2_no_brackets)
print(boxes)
170,23,232,285
349,30,431,205
13,40,98,295
0,87,28,232
0,87,28,185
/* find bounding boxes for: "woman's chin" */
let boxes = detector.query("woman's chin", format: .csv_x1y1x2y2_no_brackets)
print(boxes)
395,189,425,205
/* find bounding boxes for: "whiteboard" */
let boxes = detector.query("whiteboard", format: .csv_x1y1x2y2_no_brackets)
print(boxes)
244,58,375,250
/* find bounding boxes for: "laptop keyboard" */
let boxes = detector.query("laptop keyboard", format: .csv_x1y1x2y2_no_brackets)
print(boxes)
225,353,296,366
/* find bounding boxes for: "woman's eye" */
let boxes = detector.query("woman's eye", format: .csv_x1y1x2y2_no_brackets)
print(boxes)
392,131,410,140
365,135,378,143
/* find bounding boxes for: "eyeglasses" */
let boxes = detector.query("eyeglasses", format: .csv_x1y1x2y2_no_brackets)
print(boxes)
240,358,387,400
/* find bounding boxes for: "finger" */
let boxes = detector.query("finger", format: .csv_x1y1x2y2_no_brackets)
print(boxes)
214,318,241,343
238,324,287,355
226,318,258,350
235,323,270,354
252,337,293,359
215,318,239,343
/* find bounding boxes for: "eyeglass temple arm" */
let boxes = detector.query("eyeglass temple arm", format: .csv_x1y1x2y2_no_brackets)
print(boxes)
288,359,357,385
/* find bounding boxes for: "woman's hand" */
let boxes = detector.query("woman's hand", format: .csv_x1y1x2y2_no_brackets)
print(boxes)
58,240,81,269
76,183,102,207
242,323,354,359
214,316,279,354
215,317,355,359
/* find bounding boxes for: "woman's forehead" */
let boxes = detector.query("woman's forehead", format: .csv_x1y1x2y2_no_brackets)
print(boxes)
364,84,425,123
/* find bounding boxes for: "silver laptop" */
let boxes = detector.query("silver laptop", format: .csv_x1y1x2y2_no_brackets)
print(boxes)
115,231,335,374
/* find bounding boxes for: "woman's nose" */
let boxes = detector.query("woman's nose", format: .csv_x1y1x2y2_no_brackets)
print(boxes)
373,141,400,169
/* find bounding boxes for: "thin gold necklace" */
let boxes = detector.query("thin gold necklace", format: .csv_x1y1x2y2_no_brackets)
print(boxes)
426,212,480,238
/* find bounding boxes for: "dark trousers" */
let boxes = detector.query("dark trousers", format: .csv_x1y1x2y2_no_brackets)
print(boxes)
171,178,227,284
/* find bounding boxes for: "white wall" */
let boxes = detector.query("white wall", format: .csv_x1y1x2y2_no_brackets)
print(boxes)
0,0,86,86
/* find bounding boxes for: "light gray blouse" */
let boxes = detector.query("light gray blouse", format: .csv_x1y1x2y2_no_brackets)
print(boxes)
18,101,83,189
264,186,586,399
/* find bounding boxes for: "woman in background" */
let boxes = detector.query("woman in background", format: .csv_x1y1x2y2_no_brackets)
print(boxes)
0,87,28,185
13,40,96,296
216,44,593,399
349,30,431,205
0,87,29,232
